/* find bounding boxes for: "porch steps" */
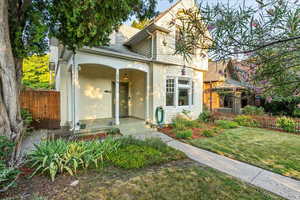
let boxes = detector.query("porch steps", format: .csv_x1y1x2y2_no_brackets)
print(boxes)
76,120,156,136
118,122,156,136
75,126,112,135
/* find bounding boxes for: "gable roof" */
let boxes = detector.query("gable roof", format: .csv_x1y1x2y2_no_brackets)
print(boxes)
150,0,182,24
124,23,170,46
124,0,195,46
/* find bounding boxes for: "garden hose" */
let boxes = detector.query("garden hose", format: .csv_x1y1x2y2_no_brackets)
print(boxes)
155,106,165,125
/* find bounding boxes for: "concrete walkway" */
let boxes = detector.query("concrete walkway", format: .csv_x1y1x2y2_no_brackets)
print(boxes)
133,131,300,200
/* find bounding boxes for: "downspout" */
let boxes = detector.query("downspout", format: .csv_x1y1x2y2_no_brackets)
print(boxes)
146,30,154,60
71,52,77,131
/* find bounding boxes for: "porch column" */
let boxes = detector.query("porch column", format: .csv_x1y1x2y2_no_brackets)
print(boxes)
72,56,80,131
145,72,150,121
233,91,242,114
115,69,120,125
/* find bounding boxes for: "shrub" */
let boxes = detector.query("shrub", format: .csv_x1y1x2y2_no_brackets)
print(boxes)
21,108,33,131
234,115,258,127
109,145,162,169
176,130,193,139
28,138,120,181
107,127,120,135
184,120,202,128
242,106,265,116
172,116,200,130
202,130,215,137
0,161,20,191
215,120,239,129
292,108,300,118
0,136,19,191
0,136,15,161
198,111,214,123
275,117,296,132
172,116,187,131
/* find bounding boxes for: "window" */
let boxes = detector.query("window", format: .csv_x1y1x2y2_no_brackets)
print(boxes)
166,77,194,107
178,88,189,106
166,78,175,106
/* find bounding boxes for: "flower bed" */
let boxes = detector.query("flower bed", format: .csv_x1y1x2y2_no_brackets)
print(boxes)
213,112,300,133
75,132,122,141
158,122,223,140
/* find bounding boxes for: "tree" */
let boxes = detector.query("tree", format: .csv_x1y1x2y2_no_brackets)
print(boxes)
0,0,165,162
22,55,53,89
173,0,300,98
131,19,151,29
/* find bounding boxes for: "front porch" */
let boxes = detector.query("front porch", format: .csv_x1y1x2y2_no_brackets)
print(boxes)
67,51,150,131
78,117,151,136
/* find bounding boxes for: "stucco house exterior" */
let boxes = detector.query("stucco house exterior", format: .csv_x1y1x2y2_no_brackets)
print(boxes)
50,0,208,131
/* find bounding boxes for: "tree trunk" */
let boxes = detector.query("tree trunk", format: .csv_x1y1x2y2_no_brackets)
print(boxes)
0,0,23,161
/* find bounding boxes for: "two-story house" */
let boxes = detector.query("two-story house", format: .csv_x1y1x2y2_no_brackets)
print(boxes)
203,60,258,113
50,0,208,131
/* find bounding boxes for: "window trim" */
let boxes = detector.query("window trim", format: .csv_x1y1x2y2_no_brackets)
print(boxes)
166,77,176,106
165,76,194,107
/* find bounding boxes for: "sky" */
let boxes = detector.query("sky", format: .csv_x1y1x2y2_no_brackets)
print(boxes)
127,0,258,24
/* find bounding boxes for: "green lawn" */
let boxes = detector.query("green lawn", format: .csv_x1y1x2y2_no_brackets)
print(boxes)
3,160,282,200
189,127,300,179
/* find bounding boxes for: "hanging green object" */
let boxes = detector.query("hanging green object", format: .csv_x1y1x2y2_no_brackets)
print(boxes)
155,106,164,125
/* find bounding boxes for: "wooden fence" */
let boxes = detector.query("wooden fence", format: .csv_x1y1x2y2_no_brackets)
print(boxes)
213,112,300,133
21,90,60,129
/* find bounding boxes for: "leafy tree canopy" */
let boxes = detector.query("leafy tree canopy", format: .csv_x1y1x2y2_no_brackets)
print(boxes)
22,55,53,89
131,19,151,29
9,0,167,58
173,0,300,98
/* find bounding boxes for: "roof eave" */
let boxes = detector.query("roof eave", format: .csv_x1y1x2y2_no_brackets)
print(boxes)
124,24,170,46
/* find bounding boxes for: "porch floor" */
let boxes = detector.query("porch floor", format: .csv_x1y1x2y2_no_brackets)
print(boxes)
78,117,153,136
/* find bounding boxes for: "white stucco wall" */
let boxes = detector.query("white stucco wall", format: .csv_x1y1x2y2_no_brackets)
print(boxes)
150,63,203,124
58,63,71,126
78,65,115,120
129,70,146,119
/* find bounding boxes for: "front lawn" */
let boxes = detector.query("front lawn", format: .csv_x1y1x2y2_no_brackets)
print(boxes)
1,160,282,200
189,127,300,179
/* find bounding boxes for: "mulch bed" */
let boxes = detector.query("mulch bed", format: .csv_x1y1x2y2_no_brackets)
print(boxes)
76,132,108,141
72,132,122,141
158,123,219,140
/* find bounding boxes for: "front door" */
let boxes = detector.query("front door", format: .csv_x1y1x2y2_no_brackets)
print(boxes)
119,82,129,117
112,82,129,118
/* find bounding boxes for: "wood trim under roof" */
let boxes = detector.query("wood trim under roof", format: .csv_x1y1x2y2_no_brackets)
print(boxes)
124,23,170,46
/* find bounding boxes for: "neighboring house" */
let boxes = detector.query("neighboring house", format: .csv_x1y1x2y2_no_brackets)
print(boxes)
203,60,257,113
50,0,208,131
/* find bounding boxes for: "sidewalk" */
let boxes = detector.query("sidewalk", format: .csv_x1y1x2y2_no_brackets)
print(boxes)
133,131,300,200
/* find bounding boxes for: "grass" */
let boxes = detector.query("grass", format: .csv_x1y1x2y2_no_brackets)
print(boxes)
189,127,300,179
2,160,283,200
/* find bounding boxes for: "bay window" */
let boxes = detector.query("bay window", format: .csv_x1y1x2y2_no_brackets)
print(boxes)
166,77,194,107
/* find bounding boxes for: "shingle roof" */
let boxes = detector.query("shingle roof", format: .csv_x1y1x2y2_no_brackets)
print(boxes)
99,45,149,60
